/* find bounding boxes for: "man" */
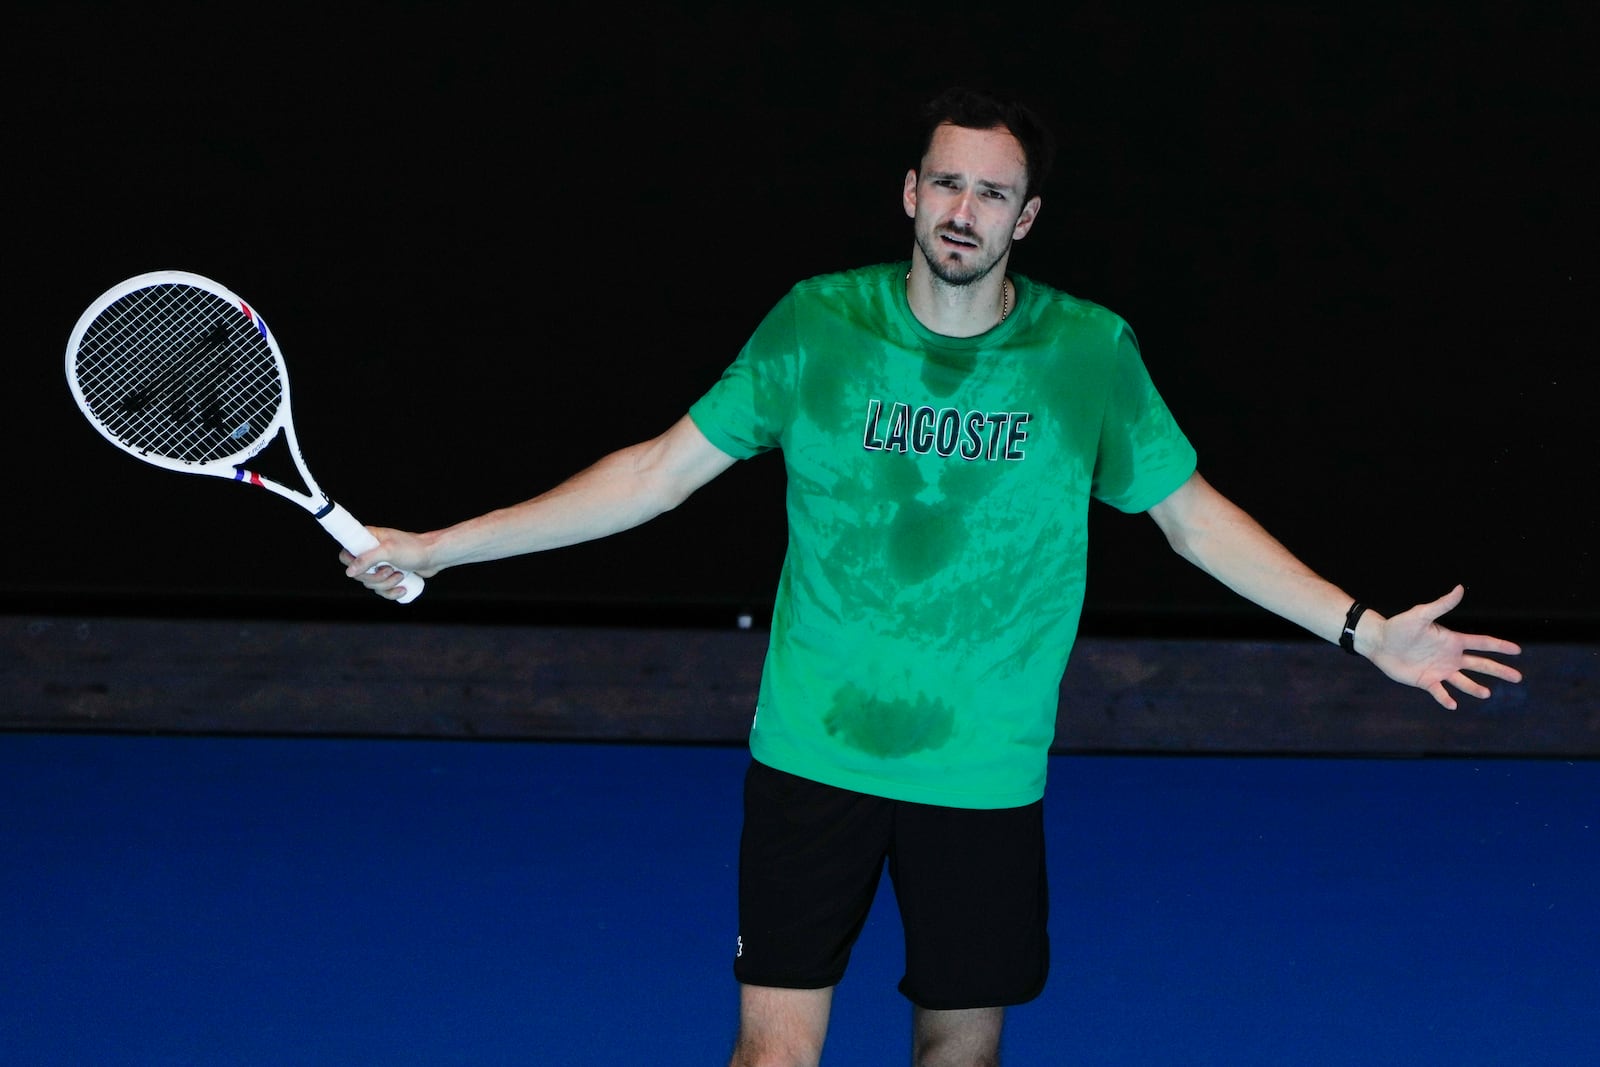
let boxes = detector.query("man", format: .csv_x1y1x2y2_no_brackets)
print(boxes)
344,88,1522,1067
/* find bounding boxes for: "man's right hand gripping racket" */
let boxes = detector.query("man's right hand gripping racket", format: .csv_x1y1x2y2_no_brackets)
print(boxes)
65,270,425,603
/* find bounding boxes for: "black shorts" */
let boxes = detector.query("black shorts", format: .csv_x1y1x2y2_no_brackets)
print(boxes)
733,758,1049,1010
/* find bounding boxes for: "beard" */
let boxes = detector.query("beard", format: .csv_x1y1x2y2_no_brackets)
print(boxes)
914,223,1010,287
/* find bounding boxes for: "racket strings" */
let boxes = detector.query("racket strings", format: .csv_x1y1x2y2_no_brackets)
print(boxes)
74,285,284,464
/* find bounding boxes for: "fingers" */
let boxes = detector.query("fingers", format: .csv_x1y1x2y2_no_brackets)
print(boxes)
1450,672,1492,701
1464,634,1523,657
1462,653,1524,685
344,545,385,577
1431,659,1522,710
1417,583,1467,622
1431,671,1495,710
356,566,406,596
338,545,409,599
344,540,406,581
1380,584,1525,707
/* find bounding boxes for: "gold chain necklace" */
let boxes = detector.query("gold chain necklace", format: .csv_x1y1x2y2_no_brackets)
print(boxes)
907,269,1011,323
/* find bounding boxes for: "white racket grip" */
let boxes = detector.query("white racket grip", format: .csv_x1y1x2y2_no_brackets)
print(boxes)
318,503,425,603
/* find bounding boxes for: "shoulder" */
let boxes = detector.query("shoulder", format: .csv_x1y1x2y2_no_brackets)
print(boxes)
788,262,903,301
1013,274,1136,349
1014,274,1130,332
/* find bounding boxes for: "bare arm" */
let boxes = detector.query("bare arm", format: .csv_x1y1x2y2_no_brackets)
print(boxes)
343,414,736,599
1146,471,1522,709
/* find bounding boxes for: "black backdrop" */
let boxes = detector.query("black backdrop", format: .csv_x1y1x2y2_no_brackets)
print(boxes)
8,3,1596,642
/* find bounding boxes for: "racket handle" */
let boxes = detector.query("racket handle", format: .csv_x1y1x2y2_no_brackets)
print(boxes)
318,504,426,603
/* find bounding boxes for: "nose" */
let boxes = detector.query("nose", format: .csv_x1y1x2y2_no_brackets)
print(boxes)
948,189,979,231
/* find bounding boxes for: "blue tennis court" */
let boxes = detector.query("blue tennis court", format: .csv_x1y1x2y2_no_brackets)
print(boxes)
2,733,1593,1065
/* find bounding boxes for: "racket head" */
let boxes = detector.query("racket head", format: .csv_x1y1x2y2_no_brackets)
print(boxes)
66,270,292,476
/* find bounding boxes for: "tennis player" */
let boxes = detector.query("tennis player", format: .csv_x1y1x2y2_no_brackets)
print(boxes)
344,87,1522,1067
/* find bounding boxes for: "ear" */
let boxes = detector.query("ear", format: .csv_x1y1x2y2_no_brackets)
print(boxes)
902,168,919,219
1012,195,1042,240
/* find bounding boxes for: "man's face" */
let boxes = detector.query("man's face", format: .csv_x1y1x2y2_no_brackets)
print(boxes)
904,122,1041,286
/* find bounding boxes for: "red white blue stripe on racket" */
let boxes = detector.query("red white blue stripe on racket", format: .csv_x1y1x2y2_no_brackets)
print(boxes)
66,270,424,602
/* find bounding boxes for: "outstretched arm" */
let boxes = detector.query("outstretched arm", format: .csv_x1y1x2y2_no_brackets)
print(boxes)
1146,471,1522,709
343,414,736,600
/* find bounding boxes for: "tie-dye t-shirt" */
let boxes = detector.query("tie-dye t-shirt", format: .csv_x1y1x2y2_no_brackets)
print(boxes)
689,263,1196,808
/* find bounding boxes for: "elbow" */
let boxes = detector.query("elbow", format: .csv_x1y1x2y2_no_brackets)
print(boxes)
628,422,724,518
1148,498,1199,564
628,443,698,519
1146,471,1214,568
1149,502,1218,573
654,480,695,516
1159,521,1204,569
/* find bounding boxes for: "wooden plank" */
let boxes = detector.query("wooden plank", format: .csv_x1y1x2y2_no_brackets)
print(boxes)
3,615,1593,755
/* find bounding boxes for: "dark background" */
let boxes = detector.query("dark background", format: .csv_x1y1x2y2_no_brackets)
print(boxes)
8,2,1595,642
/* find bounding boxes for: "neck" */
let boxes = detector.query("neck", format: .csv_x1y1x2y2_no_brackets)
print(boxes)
904,259,1013,338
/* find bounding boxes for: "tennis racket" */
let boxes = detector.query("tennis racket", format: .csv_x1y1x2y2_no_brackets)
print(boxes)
65,270,425,602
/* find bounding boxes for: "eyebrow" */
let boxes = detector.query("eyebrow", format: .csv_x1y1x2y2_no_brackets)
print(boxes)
924,170,1018,194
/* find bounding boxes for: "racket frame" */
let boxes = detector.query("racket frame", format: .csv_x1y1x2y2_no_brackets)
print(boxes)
65,270,424,602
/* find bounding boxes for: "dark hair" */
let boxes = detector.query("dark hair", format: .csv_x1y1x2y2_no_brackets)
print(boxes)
913,86,1057,202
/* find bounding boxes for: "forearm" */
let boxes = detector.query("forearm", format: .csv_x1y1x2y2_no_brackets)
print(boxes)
406,415,734,577
1148,473,1381,651
1146,471,1521,708
419,444,686,571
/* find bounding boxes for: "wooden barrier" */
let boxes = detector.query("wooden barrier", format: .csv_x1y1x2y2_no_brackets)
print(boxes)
3,615,1594,756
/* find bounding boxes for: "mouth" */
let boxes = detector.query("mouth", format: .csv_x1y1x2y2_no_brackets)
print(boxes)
938,228,980,251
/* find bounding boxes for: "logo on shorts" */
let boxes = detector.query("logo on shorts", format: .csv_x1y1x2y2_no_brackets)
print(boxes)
736,935,744,958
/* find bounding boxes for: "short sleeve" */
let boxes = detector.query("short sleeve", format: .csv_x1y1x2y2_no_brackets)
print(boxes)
1090,321,1198,512
687,293,798,460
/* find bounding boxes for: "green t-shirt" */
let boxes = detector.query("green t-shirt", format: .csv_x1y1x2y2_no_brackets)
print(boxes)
689,263,1196,807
